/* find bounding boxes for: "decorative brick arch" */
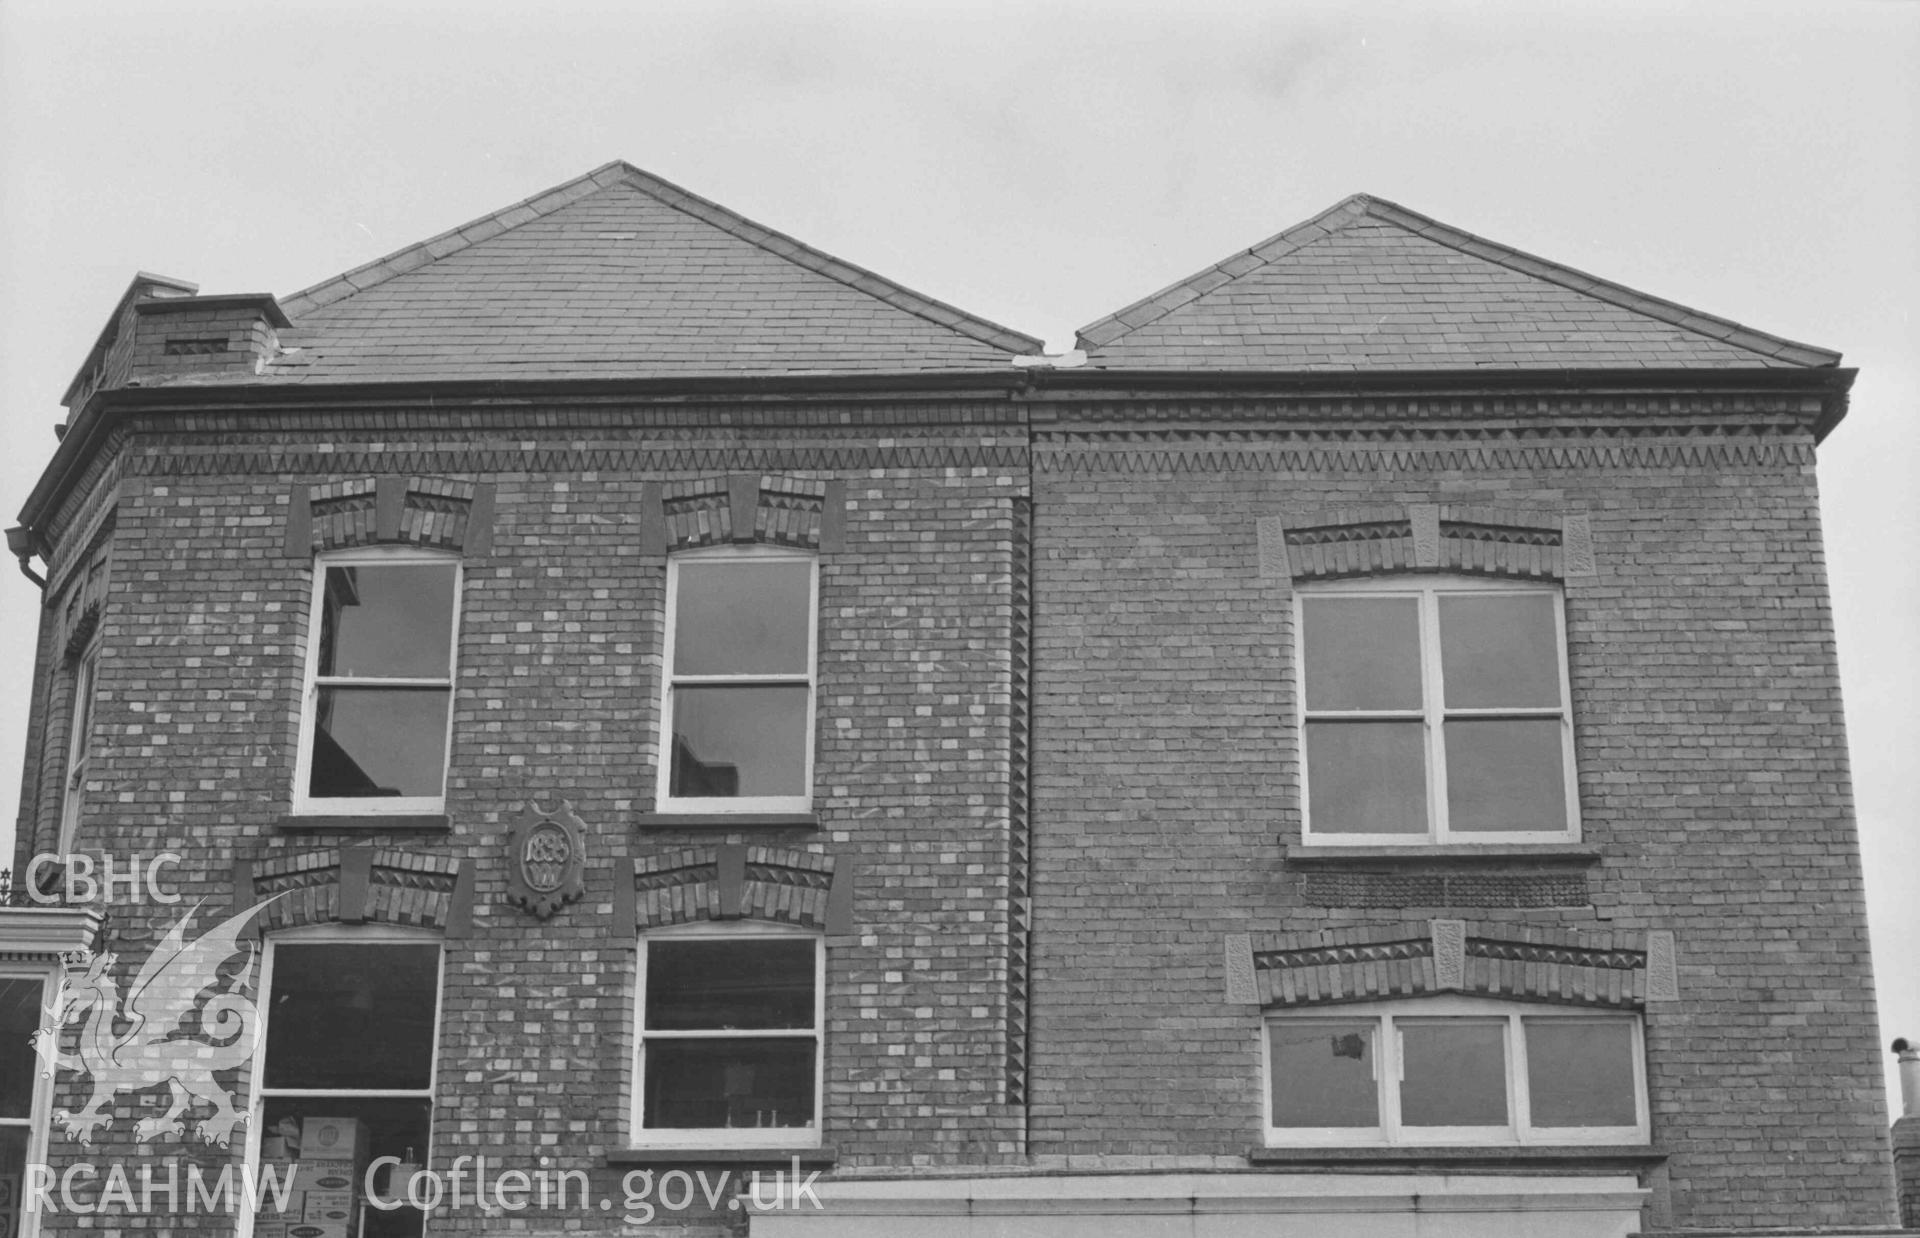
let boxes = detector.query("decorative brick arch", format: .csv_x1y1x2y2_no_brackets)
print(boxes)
1224,919,1676,1009
1257,504,1595,583
614,845,853,936
233,848,475,937
284,475,496,556
642,474,846,554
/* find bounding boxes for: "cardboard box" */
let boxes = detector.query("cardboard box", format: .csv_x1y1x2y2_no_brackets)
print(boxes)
298,1117,368,1166
301,1190,356,1223
297,1160,357,1194
254,1161,302,1210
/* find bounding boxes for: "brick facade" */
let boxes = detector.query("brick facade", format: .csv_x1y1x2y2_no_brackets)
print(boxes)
3,166,1900,1236
1026,406,1895,1226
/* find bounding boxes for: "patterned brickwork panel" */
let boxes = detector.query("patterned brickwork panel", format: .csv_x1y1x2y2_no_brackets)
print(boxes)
1277,504,1569,582
1247,919,1659,1009
239,848,471,935
630,844,847,932
288,475,495,556
1300,870,1590,908
659,474,839,552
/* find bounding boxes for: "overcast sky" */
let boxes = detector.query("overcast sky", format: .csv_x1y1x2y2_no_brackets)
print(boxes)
2,0,1915,1112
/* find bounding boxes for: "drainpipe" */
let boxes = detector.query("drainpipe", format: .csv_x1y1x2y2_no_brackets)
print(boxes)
5,527,45,590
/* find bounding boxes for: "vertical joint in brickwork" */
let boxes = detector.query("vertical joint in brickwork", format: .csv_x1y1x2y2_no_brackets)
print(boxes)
1004,494,1034,1120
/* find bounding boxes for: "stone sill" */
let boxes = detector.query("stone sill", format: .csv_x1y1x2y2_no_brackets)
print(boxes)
277,813,451,834
1281,843,1603,869
634,813,821,830
1248,1144,1664,1169
606,1147,836,1167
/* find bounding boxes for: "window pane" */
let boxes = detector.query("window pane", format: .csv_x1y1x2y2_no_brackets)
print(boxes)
673,560,813,676
643,1037,816,1130
670,685,809,798
646,939,816,1031
265,944,439,1090
70,657,97,759
1526,1020,1639,1128
260,1096,431,1238
1306,721,1427,834
1399,1021,1509,1126
0,978,43,1119
1269,1021,1378,1128
0,1126,26,1227
1439,594,1562,708
1444,719,1567,833
318,563,456,679
310,687,450,799
1302,597,1421,710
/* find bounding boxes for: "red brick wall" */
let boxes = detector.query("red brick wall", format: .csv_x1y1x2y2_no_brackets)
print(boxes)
14,391,1898,1233
21,404,1028,1235
1026,421,1897,1228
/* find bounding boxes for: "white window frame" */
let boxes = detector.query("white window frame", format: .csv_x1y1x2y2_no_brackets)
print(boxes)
0,967,57,1238
630,922,825,1150
656,546,818,815
57,648,100,855
1296,575,1579,845
1261,995,1648,1147
240,924,444,1238
291,546,461,816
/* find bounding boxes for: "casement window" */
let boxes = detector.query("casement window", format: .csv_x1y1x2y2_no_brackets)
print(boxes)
657,548,817,814
1264,998,1647,1146
293,549,460,814
249,932,441,1237
633,927,823,1148
57,649,99,854
0,973,53,1238
1297,577,1577,843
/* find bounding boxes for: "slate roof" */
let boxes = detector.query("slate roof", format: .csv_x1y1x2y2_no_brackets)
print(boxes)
1077,195,1840,371
257,162,1041,382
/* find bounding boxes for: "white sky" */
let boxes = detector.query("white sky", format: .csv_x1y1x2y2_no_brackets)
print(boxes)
2,0,1915,1114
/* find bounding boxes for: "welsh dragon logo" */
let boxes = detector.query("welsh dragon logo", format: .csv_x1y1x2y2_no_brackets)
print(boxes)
33,899,275,1146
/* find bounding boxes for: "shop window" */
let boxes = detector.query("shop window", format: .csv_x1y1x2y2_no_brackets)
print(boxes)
0,975,52,1238
252,936,440,1237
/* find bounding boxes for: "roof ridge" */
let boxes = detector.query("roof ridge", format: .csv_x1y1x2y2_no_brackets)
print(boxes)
278,161,1043,355
1074,194,1374,350
1352,197,1840,368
